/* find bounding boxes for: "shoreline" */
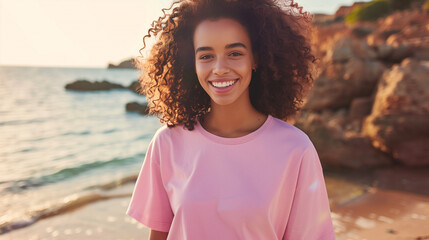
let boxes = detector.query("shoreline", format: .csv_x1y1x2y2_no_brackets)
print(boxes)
0,175,138,235
1,191,149,240
2,167,429,239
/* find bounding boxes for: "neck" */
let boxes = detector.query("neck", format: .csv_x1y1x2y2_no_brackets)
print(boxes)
200,93,268,138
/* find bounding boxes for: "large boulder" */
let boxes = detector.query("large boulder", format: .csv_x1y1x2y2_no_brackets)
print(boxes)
295,110,392,169
375,41,415,63
65,79,125,91
412,37,429,61
305,58,385,110
349,96,373,120
367,9,428,61
325,37,377,63
310,23,349,59
377,9,428,34
363,58,429,166
351,25,375,38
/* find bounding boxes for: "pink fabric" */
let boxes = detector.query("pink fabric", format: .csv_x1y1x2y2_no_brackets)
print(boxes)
127,115,335,239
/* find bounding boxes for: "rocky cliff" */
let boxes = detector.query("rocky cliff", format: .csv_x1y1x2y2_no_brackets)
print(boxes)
297,8,429,168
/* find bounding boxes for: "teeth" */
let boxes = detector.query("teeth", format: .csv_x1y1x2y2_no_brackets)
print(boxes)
211,80,236,88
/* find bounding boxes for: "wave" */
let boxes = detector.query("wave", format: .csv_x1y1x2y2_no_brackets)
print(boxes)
0,118,45,126
4,155,142,193
61,130,91,136
60,128,120,136
18,147,38,153
102,129,117,134
0,190,132,235
84,174,138,191
26,129,103,142
26,130,92,142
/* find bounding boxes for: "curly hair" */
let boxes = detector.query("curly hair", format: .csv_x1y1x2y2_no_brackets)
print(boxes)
137,0,316,130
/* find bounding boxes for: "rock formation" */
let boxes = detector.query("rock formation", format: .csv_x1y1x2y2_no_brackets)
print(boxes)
125,102,149,115
65,79,125,91
295,110,392,169
363,58,429,166
300,7,429,168
127,80,142,94
304,37,386,111
65,79,143,94
107,58,136,69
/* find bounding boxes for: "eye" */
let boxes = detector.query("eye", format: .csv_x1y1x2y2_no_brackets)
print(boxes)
199,55,213,60
229,51,243,57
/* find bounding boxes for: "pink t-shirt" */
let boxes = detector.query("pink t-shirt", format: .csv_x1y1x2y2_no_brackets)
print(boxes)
127,115,335,239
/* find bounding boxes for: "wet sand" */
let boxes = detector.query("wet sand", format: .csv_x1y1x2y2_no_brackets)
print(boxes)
2,167,429,239
1,183,149,240
333,189,429,240
328,166,429,240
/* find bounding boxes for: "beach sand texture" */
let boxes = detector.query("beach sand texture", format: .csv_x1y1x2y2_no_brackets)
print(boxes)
3,170,429,240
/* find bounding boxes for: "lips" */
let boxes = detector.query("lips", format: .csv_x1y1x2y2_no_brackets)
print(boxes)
208,78,239,88
208,78,239,93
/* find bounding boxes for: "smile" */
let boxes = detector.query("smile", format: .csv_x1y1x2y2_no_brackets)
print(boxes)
209,79,238,89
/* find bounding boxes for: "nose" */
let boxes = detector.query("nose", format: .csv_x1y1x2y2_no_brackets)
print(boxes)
212,57,230,75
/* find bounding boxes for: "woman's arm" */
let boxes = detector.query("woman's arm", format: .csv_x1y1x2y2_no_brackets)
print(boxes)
149,229,169,240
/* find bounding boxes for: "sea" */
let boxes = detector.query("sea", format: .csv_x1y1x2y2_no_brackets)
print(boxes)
0,66,162,234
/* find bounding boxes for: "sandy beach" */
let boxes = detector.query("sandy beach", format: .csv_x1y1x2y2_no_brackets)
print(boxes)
1,183,150,240
333,189,429,240
330,167,429,240
2,167,429,240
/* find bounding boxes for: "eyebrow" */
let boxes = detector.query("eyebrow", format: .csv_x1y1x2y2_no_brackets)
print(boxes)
195,42,247,54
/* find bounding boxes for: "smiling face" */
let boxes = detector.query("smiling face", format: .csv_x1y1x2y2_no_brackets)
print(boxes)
193,18,256,107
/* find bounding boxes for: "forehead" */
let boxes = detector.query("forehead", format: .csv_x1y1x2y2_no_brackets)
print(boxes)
193,18,251,48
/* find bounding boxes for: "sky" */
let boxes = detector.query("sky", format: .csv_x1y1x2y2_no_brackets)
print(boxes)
0,0,370,68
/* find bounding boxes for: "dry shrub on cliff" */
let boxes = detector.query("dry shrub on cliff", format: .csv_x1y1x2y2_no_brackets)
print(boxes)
345,0,425,24
424,0,429,10
345,0,392,24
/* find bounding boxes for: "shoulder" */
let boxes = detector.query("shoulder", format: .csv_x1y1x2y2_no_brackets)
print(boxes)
268,117,323,172
146,124,191,162
151,123,192,145
268,116,314,151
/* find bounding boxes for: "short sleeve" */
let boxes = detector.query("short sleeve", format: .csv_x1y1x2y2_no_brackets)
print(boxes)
283,144,336,240
126,135,174,232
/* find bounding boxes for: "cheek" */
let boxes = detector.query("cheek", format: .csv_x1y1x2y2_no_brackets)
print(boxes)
231,61,252,75
195,63,210,80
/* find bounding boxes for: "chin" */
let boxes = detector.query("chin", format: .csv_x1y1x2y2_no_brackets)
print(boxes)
211,99,235,106
210,96,242,107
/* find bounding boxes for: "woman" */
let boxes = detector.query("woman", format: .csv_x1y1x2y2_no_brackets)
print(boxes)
127,0,335,239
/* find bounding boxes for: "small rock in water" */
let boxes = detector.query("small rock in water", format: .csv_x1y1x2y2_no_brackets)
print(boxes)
65,79,125,91
125,102,149,115
128,80,142,94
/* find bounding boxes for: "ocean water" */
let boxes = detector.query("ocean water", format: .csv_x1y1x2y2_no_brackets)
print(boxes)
0,66,162,234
